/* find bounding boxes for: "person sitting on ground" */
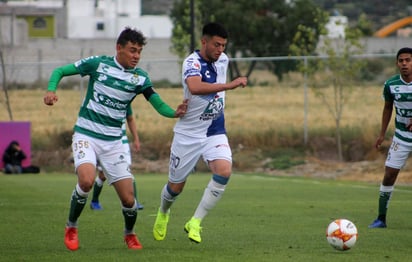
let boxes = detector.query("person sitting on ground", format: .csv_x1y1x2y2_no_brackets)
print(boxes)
2,140,39,174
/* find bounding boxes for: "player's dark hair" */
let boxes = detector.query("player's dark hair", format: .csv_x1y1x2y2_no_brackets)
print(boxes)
396,47,412,59
202,22,228,39
117,27,147,46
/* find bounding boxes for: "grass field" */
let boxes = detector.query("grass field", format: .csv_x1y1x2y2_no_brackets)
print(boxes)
1,172,412,262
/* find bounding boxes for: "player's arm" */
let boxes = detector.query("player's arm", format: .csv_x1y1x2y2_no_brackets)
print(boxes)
376,100,393,149
186,75,247,95
44,64,79,106
142,87,187,118
126,114,140,152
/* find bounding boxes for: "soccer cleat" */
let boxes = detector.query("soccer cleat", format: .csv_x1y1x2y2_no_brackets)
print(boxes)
368,219,387,228
153,209,170,240
137,202,144,210
124,233,143,250
90,201,103,210
64,227,79,251
184,217,202,243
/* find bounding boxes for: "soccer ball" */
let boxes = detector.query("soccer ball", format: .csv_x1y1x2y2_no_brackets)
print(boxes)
326,219,358,251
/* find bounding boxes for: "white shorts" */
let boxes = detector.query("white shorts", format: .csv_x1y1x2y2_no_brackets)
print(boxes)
385,137,412,169
168,133,232,183
96,142,131,172
72,133,133,185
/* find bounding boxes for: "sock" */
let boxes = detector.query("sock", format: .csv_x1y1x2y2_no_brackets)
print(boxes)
159,184,179,214
122,200,138,235
91,177,104,202
377,184,394,223
193,174,229,221
67,184,89,227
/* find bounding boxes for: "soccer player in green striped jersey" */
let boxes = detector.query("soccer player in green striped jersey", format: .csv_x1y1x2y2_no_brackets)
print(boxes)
43,27,187,251
369,47,412,229
90,107,144,211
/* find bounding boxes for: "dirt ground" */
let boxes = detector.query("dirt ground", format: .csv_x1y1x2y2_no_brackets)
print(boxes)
31,147,412,185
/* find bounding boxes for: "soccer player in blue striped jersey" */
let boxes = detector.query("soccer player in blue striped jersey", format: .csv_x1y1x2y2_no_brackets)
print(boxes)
369,47,412,228
153,22,247,243
43,27,187,251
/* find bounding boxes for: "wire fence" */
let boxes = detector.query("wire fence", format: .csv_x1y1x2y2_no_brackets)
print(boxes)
0,53,396,86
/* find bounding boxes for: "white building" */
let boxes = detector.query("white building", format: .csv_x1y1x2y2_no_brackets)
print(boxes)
0,0,173,45
325,15,348,39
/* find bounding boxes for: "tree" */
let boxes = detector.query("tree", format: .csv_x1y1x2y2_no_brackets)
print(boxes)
170,0,328,80
290,18,366,161
0,49,13,121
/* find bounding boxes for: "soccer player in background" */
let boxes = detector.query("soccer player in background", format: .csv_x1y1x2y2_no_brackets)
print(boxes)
90,108,144,211
369,47,412,228
152,22,248,243
43,27,187,251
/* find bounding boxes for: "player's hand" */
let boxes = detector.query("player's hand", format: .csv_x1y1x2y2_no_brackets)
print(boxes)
175,99,189,118
44,91,58,106
228,76,248,90
375,135,384,150
131,138,141,153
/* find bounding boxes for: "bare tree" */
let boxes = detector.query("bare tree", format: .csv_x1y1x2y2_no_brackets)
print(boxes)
0,49,13,120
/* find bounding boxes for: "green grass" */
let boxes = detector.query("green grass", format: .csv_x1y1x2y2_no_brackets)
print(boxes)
1,173,412,262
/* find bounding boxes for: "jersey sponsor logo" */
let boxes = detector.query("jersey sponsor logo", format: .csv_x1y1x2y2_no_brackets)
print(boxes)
93,90,128,111
98,74,108,82
199,95,224,121
114,154,127,166
186,58,201,71
77,150,85,159
96,63,145,87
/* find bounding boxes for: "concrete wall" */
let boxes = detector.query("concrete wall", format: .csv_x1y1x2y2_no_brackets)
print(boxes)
1,36,412,85
0,37,181,84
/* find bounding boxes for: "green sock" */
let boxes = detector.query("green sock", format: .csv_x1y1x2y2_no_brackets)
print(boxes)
68,189,87,225
91,182,103,202
122,204,138,234
377,191,392,222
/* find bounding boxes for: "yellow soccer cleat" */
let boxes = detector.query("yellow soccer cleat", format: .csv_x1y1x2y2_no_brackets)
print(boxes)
153,209,170,240
184,217,202,243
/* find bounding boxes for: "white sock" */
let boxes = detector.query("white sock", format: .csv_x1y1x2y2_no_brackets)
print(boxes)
193,179,226,220
95,176,104,187
160,184,178,213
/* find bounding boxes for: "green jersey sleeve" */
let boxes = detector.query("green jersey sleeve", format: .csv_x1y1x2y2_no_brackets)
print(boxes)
148,94,176,118
47,64,79,92
126,104,133,117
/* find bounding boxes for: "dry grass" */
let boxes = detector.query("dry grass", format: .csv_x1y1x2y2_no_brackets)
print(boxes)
0,84,384,146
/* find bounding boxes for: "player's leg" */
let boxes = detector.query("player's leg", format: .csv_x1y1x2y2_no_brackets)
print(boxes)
123,142,144,210
65,134,98,251
90,168,106,210
184,134,232,243
153,134,200,241
369,139,407,228
102,143,142,249
132,177,144,210
112,178,142,249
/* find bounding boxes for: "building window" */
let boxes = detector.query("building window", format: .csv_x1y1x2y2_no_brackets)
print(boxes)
33,17,47,29
96,22,105,31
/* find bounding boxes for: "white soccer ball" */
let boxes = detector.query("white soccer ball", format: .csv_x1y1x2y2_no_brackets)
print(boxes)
326,218,358,251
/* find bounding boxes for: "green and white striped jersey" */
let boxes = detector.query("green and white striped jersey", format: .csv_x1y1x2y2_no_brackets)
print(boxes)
74,55,151,141
383,74,412,144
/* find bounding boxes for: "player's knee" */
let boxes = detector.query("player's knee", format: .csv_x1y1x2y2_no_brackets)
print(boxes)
122,197,136,208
